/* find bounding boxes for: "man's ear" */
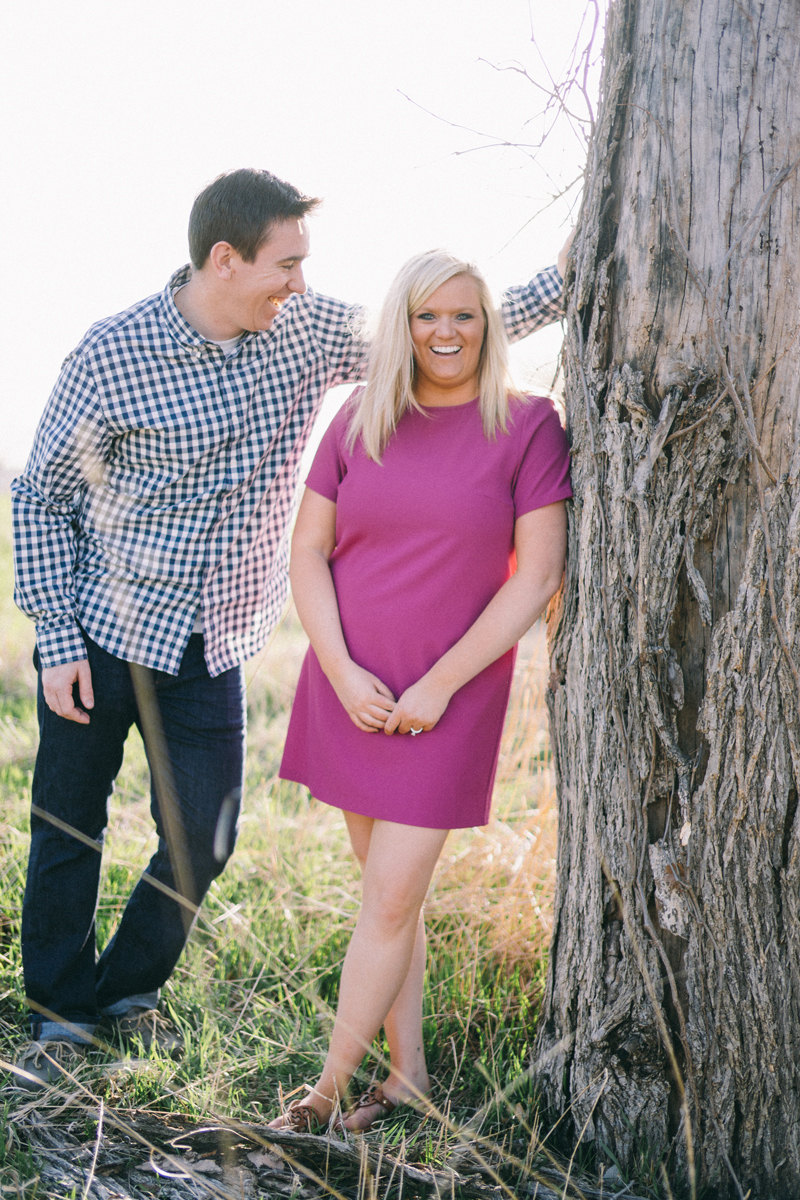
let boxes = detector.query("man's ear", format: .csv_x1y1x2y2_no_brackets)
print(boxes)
208,241,236,280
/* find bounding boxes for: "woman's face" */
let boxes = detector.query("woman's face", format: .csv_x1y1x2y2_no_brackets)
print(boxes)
409,274,486,400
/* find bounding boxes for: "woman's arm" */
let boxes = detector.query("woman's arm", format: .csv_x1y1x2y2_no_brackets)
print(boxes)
383,500,567,735
290,487,396,732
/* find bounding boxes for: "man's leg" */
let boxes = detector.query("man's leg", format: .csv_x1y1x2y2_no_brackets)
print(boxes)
95,635,245,1013
21,639,138,1045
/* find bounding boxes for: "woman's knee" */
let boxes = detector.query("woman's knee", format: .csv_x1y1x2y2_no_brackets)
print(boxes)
361,880,426,937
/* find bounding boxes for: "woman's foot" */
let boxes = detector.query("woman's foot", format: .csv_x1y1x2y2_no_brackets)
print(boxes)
267,1091,331,1133
342,1078,429,1132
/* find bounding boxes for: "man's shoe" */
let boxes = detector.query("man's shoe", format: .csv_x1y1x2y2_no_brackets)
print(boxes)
108,1007,184,1058
11,1039,88,1091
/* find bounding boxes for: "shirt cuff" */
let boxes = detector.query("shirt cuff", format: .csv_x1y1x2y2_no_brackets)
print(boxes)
502,264,565,343
535,262,564,299
35,618,89,670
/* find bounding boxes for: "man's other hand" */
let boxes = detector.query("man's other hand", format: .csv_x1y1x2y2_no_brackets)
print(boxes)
42,660,94,724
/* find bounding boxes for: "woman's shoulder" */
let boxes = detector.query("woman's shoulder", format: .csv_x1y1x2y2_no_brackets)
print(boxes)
508,392,561,417
325,388,364,442
507,393,566,438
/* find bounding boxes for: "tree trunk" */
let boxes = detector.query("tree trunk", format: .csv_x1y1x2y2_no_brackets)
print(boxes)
536,1,800,1195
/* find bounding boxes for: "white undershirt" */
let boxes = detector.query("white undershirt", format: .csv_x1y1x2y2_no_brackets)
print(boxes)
212,334,243,357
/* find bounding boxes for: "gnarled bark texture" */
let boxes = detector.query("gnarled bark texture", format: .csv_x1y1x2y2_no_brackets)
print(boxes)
535,1,800,1195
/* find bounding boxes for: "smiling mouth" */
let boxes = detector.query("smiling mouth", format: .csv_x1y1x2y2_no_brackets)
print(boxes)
431,346,461,355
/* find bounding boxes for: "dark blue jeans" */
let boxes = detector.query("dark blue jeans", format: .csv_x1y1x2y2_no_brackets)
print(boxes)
22,632,245,1041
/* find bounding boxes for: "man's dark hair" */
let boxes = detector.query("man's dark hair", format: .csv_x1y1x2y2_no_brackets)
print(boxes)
188,169,321,268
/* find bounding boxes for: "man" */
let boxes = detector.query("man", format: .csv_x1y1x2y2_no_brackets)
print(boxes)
11,168,568,1088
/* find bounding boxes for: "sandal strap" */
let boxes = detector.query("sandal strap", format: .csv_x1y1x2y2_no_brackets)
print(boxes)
283,1099,325,1133
349,1083,397,1116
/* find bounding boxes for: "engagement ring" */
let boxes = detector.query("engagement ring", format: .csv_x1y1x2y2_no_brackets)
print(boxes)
410,726,423,736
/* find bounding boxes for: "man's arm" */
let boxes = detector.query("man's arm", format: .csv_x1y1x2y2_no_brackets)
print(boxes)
12,352,109,721
501,228,576,345
315,279,562,379
501,264,563,344
314,227,576,378
310,295,371,387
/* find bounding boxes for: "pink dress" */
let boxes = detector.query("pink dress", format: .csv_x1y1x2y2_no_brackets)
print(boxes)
279,394,572,829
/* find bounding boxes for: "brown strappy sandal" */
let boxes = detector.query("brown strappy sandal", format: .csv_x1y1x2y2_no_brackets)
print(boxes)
344,1083,398,1130
273,1097,327,1133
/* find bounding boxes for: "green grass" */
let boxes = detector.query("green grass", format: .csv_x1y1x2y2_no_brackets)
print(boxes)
0,490,620,1198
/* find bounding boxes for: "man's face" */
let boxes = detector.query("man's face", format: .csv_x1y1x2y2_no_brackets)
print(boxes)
225,218,310,333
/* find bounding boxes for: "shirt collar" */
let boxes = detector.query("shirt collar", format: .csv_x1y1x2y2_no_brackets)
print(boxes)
161,265,204,347
159,265,262,352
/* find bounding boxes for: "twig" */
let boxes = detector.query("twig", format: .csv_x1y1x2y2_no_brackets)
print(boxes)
81,1098,103,1200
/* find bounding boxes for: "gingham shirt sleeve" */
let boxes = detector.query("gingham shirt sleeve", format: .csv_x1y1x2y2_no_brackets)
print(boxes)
501,264,564,343
12,352,110,668
311,295,371,386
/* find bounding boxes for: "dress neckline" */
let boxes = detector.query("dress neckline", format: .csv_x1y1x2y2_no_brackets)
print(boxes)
415,396,480,412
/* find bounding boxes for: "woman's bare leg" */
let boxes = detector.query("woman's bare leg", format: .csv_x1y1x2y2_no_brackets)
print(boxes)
341,813,432,1108
341,911,429,1130
270,815,447,1126
382,914,427,1087
319,818,447,1116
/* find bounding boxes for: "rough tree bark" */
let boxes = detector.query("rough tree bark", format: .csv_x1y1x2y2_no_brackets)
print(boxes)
535,1,800,1196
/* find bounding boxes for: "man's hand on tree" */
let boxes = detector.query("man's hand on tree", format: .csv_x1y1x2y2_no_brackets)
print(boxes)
42,660,94,724
557,228,576,280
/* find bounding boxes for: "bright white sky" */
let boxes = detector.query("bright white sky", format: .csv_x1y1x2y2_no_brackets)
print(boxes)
0,0,602,470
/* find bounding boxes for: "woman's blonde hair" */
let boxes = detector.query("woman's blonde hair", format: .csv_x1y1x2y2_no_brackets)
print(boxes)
347,249,522,462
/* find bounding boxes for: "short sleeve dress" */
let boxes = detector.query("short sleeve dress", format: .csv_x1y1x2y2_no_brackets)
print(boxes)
279,394,572,829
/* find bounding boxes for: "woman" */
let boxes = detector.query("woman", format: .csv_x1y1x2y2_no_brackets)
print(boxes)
272,250,571,1133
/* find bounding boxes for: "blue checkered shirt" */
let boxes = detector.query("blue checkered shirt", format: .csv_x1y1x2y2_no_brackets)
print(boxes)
13,263,563,676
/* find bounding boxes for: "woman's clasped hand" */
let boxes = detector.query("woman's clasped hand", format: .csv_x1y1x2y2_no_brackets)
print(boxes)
382,674,453,736
327,659,396,732
327,658,452,736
